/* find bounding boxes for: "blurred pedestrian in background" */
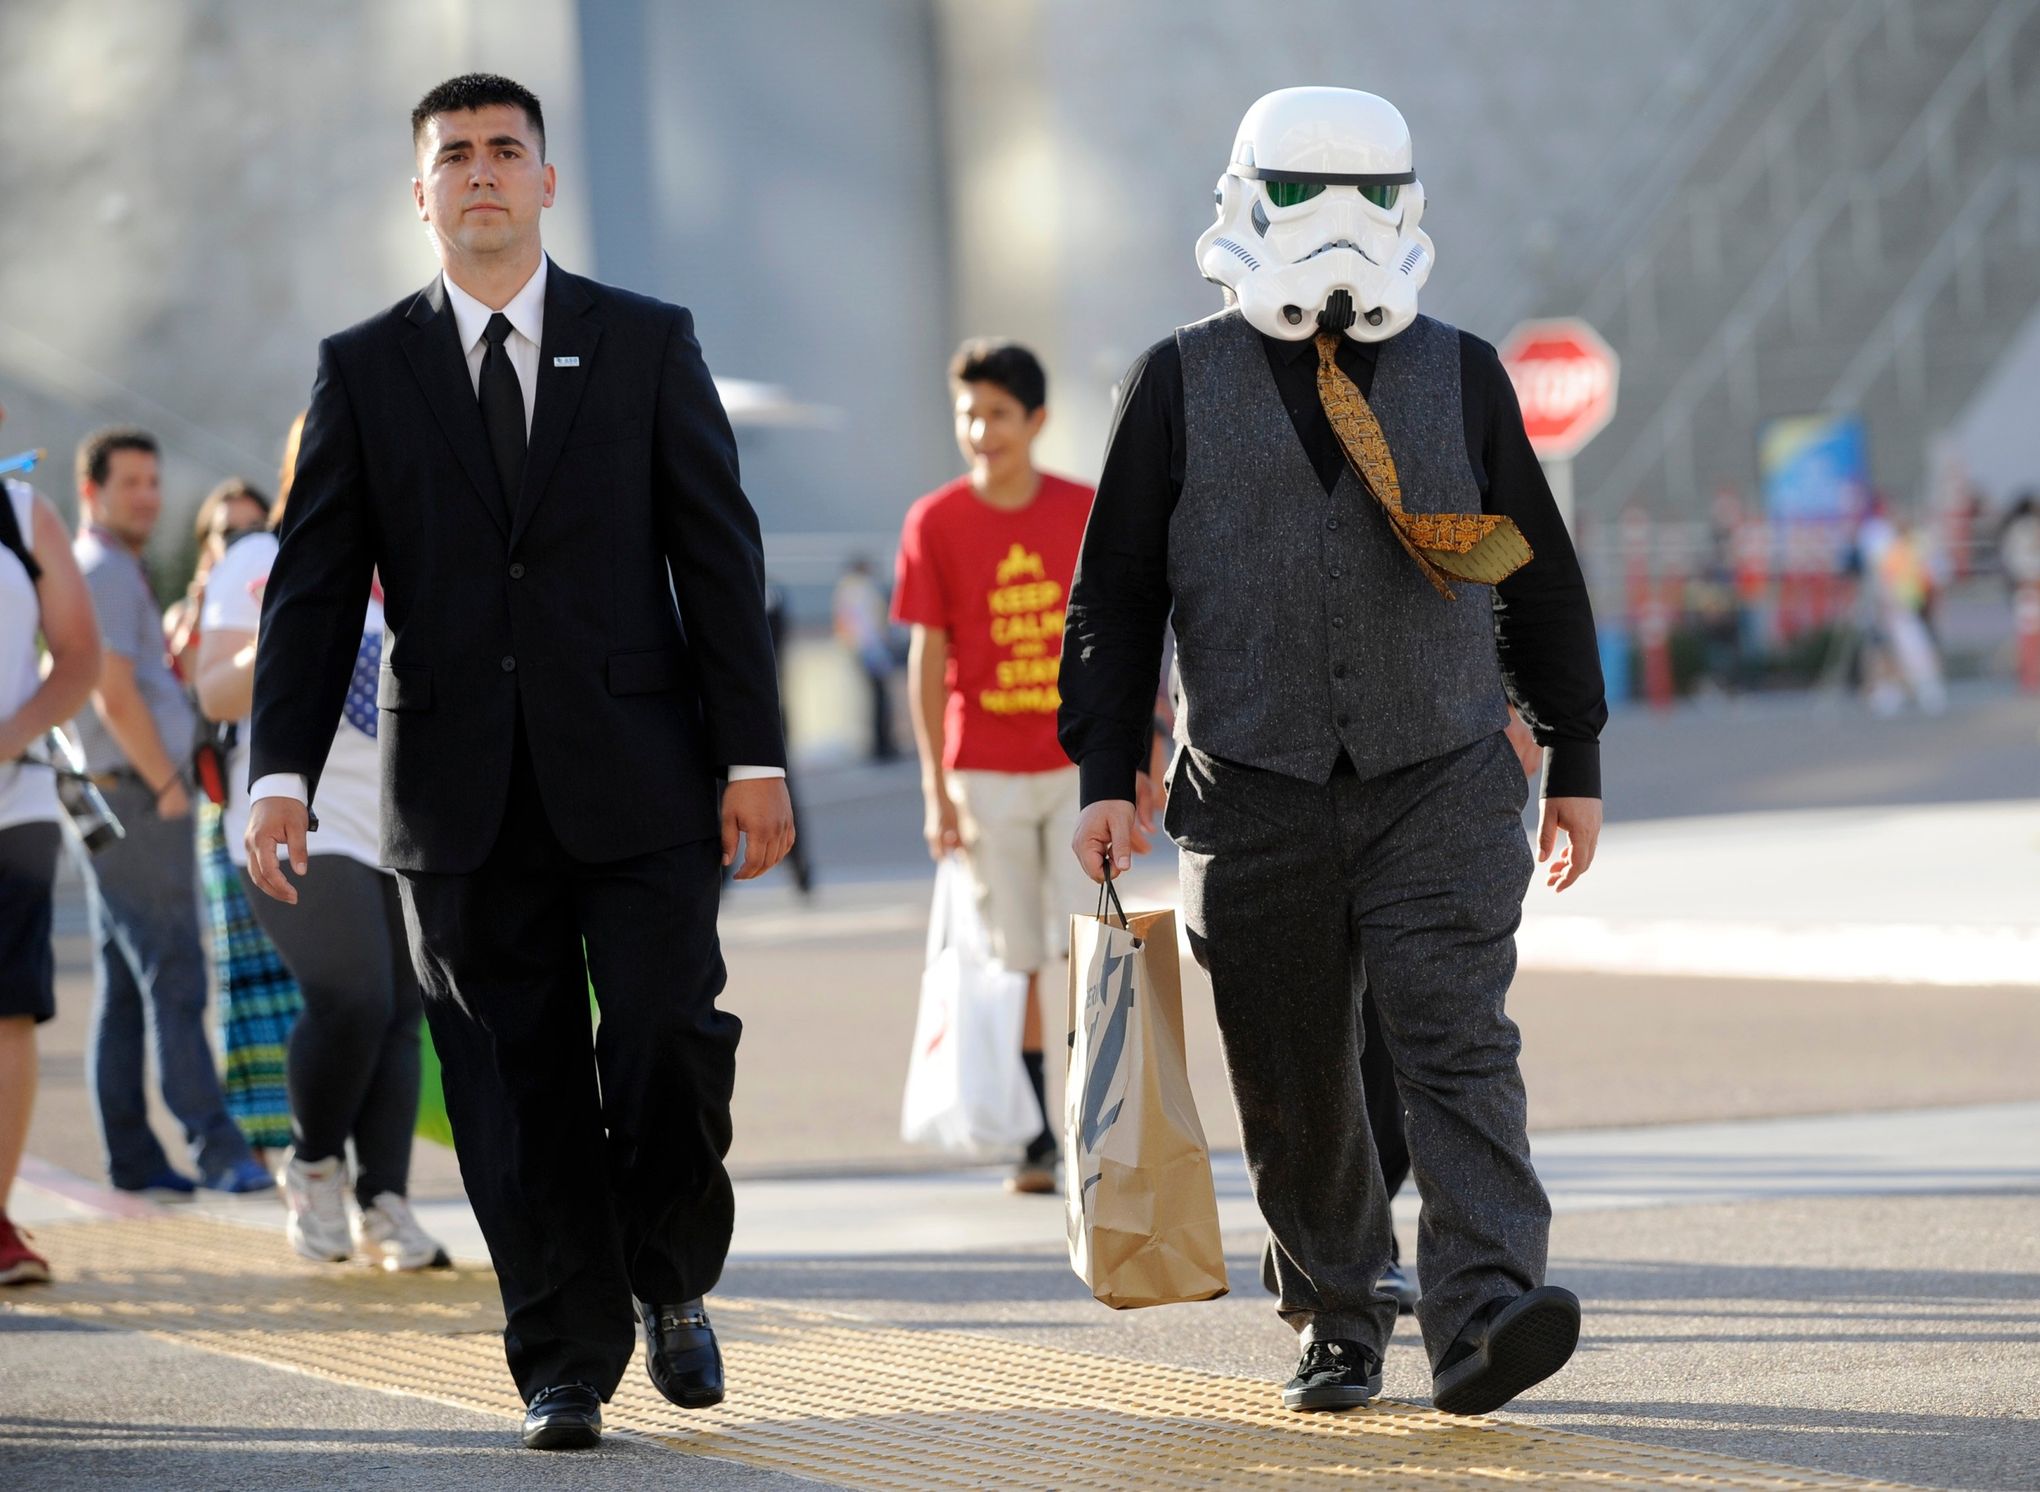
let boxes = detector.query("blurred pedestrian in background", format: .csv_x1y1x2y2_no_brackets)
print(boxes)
164,478,268,680
178,472,302,1166
1995,493,2040,597
195,427,447,1272
894,338,1133,1195
1857,503,1947,717
833,556,898,762
1998,494,2040,694
763,579,813,895
1,406,102,1285
67,428,269,1199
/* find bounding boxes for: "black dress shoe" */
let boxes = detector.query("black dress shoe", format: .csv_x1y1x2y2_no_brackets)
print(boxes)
1282,1338,1383,1412
637,1297,725,1409
522,1383,602,1450
1430,1285,1581,1416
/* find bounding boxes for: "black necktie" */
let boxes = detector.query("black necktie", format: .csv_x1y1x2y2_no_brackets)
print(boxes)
478,311,525,509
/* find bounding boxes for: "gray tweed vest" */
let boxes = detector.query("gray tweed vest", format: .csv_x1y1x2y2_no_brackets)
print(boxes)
1169,309,1507,784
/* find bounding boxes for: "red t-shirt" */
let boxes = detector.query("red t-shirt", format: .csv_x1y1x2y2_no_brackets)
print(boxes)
892,473,1095,774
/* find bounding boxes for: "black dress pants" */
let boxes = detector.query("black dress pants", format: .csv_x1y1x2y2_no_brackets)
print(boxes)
1358,989,1411,1255
396,727,738,1402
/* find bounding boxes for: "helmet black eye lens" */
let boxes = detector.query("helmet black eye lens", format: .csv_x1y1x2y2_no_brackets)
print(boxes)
1266,181,1326,208
1362,183,1401,210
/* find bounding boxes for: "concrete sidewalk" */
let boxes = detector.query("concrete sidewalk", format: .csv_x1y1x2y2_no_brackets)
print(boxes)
723,788,2040,983
8,690,2035,1487
21,1099,2038,1260
7,1139,2036,1489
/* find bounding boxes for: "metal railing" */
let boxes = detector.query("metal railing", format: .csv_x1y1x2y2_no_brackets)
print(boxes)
1449,2,1802,338
1825,158,2040,414
1580,0,1896,346
1587,0,2039,515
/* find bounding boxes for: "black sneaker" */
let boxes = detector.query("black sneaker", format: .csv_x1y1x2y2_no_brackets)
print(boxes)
1282,1339,1382,1412
1431,1285,1581,1416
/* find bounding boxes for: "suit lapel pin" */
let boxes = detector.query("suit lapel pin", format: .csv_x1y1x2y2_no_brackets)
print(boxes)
553,356,580,367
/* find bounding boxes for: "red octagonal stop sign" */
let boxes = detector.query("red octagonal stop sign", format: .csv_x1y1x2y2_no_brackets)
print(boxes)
1497,319,1620,462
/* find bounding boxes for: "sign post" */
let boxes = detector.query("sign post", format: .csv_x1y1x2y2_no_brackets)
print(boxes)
1497,319,1621,533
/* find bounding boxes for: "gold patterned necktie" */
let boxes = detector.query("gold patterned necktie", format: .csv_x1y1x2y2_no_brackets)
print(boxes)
1314,329,1532,600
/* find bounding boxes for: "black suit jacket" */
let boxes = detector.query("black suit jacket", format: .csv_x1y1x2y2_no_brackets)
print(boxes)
250,263,786,874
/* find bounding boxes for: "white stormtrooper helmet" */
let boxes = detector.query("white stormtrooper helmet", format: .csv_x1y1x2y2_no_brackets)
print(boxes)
1195,87,1434,343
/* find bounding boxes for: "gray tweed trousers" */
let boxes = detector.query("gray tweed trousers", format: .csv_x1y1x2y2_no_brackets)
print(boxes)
1167,729,1547,1367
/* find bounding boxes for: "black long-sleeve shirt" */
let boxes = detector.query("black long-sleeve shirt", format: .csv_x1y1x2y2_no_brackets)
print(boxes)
1058,324,1607,807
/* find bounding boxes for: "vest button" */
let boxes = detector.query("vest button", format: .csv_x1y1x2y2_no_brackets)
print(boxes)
1337,713,1351,727
509,562,525,579
1333,664,1348,679
1328,566,1343,580
1331,615,1346,629
1326,517,1340,531
501,655,517,672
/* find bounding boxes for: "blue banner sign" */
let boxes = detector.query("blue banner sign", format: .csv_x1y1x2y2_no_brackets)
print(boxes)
1760,414,1868,522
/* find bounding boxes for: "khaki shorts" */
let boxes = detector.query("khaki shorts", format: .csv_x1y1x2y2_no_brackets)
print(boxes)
946,766,1091,975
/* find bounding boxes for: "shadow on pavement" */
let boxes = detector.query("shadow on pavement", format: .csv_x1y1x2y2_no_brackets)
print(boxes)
0,1416,511,1448
1506,1397,2039,1492
1557,1252,2040,1312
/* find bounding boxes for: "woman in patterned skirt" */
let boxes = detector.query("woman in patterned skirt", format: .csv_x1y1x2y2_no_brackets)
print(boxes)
195,414,447,1272
198,795,299,1159
169,477,302,1164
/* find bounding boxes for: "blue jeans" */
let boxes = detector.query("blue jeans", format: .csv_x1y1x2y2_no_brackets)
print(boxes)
81,778,252,1187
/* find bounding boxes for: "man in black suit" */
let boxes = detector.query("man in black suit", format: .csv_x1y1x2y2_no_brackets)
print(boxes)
244,74,794,1451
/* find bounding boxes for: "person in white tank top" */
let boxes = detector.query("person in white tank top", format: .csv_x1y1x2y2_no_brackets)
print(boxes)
0,448,104,1285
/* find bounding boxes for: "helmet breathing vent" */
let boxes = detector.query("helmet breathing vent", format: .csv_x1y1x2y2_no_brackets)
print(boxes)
1399,244,1427,277
1213,237,1262,272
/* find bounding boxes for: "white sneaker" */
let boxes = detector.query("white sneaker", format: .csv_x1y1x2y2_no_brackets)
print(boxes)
353,1192,452,1272
280,1152,352,1264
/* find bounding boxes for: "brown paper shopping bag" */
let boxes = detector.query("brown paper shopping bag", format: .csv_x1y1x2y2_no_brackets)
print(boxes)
1064,875,1229,1309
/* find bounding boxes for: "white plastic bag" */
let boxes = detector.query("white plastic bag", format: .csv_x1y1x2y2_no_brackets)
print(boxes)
900,856,1039,1154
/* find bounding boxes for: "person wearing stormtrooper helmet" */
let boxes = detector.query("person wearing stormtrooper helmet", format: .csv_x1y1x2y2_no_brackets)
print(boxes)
1061,87,1607,1416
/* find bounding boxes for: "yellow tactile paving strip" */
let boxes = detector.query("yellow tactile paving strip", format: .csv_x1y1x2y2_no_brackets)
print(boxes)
5,1215,1919,1491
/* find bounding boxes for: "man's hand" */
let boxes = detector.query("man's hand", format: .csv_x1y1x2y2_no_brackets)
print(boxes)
1072,799,1138,884
723,777,795,882
1537,796,1602,892
922,787,961,861
1504,707,1541,780
245,796,310,905
155,779,192,822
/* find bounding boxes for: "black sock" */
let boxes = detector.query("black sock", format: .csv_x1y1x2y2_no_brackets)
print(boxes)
1022,1050,1055,1160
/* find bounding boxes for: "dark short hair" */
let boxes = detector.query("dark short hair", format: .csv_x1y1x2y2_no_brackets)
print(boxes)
949,339,1047,413
412,73,545,159
76,427,159,489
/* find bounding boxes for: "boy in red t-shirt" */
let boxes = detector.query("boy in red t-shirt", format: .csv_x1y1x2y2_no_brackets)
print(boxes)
893,340,1125,1193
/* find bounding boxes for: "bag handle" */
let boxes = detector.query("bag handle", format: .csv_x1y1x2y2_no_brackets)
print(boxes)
927,854,959,964
1095,861,1132,932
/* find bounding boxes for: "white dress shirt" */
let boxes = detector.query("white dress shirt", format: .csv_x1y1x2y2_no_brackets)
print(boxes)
250,255,781,811
445,254,547,435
